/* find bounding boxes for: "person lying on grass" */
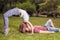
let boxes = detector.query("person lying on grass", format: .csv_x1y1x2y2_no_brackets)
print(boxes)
19,19,60,34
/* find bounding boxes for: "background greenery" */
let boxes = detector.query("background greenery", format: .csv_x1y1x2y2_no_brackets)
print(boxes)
0,0,60,17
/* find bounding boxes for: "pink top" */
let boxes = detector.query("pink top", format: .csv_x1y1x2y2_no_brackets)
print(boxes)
33,25,48,33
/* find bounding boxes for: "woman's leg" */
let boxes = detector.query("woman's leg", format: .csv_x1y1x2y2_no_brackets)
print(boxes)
45,19,55,27
48,27,59,32
45,19,51,28
49,19,55,27
45,19,59,32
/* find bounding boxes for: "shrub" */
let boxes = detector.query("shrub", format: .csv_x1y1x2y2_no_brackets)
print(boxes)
15,1,36,13
3,1,36,16
57,5,60,10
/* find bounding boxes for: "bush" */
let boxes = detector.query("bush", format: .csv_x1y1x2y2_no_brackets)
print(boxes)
3,1,36,16
57,5,60,10
15,1,36,13
3,3,11,13
3,3,15,13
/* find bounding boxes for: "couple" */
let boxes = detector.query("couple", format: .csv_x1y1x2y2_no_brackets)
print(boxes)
19,19,60,34
3,8,60,36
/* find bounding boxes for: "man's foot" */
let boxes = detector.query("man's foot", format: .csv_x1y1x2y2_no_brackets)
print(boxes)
4,28,9,36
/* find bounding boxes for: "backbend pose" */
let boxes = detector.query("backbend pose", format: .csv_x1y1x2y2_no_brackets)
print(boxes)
3,8,33,35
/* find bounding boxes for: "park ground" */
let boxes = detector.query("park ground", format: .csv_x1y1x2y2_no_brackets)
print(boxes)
0,14,60,40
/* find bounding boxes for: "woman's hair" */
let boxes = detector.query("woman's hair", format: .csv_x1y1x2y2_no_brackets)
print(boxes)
19,22,31,33
19,22,27,33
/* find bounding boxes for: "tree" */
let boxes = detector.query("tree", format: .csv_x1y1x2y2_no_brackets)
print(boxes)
38,0,58,18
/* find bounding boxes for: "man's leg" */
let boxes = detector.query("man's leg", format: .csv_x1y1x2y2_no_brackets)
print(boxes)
4,16,9,35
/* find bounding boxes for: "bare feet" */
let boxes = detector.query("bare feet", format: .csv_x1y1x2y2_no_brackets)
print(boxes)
4,28,9,36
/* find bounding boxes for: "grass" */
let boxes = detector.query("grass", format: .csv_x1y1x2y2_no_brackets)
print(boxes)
0,14,60,40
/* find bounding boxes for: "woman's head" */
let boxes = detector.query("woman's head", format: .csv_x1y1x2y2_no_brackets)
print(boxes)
19,22,31,33
19,22,26,33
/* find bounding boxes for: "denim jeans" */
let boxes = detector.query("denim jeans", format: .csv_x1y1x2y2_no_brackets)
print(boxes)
4,16,9,29
45,20,59,32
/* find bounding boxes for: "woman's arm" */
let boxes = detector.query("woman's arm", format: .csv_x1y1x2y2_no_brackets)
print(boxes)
39,30,55,33
27,21,34,34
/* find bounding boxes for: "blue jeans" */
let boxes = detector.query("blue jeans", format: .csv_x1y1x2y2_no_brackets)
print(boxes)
45,20,59,32
4,15,9,29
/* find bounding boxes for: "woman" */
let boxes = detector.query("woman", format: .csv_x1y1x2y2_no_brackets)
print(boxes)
19,19,59,33
19,19,60,34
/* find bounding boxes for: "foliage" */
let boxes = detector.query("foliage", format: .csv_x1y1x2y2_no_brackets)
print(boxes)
15,1,36,13
0,0,60,16
39,0,57,11
3,3,11,12
57,5,60,10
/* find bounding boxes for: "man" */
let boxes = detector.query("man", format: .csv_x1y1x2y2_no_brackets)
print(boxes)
3,8,33,35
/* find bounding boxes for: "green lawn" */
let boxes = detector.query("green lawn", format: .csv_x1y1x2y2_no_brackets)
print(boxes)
0,14,60,40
